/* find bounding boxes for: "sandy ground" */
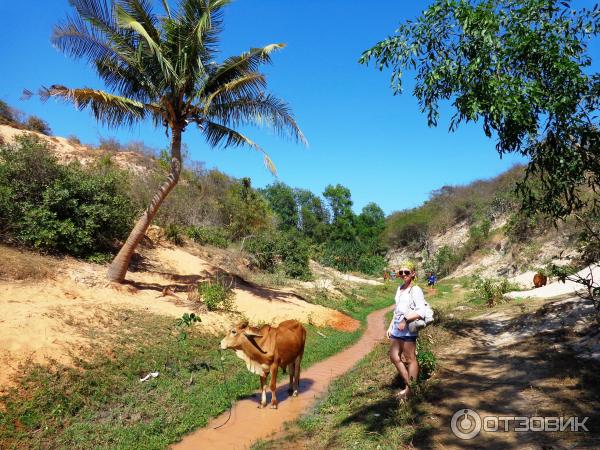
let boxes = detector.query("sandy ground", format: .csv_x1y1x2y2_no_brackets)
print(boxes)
0,243,366,389
420,297,600,449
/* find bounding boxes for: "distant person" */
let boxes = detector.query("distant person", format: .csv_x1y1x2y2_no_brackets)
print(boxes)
427,273,437,287
383,270,390,282
387,261,427,399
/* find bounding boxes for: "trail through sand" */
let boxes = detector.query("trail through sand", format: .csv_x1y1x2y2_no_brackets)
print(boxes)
171,305,393,450
416,305,600,449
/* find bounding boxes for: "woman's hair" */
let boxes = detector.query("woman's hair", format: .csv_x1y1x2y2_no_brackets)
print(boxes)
399,260,417,272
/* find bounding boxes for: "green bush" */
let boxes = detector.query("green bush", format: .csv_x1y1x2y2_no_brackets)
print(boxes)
431,245,460,277
469,276,520,307
0,136,134,257
245,230,312,280
318,238,386,277
416,339,437,381
198,276,235,311
356,253,386,275
186,226,230,249
164,224,184,245
505,211,550,243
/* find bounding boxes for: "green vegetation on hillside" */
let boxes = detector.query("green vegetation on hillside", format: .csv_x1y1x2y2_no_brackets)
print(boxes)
260,182,387,275
0,136,134,259
0,131,387,280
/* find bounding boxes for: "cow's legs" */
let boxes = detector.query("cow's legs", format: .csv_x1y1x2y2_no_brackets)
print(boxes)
293,353,302,396
259,372,267,408
269,364,279,409
287,361,295,396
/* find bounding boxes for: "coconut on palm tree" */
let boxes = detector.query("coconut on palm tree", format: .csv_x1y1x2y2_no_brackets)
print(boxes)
28,0,305,282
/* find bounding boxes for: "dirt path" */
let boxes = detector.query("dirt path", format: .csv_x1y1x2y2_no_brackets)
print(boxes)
418,308,600,449
171,306,393,450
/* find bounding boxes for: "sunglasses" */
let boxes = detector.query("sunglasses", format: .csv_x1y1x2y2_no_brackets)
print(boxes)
399,270,412,276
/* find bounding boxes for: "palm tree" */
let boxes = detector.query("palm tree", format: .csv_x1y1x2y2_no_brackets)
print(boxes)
30,0,305,282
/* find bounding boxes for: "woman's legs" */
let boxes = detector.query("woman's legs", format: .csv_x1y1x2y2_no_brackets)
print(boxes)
400,340,418,396
389,339,410,386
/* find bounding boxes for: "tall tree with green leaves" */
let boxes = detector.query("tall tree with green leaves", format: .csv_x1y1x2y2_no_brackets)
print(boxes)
323,184,355,241
360,0,599,220
29,0,305,282
261,181,299,230
295,188,329,240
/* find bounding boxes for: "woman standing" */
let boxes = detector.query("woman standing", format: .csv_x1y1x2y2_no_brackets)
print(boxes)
387,261,427,399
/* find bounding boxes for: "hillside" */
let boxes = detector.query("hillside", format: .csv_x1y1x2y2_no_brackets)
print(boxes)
0,125,383,389
384,166,587,285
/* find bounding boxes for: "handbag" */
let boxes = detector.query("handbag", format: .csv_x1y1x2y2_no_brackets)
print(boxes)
407,287,435,333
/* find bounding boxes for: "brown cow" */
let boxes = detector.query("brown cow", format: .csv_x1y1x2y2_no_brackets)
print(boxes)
533,273,548,288
220,319,306,409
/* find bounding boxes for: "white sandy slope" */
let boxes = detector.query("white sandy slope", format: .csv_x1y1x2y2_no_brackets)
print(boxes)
505,263,600,300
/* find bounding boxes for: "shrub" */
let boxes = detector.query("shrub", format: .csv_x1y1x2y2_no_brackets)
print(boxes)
469,276,520,307
222,177,274,240
164,224,184,246
98,137,122,152
245,230,312,280
186,226,230,248
66,135,81,145
505,211,550,243
0,136,135,257
278,232,312,280
198,275,235,311
416,339,437,381
0,99,15,124
356,253,386,275
25,116,52,135
432,245,460,277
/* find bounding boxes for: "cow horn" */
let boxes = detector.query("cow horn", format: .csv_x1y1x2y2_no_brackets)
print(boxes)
244,329,263,338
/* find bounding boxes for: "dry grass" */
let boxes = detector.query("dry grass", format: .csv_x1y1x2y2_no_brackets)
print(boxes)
0,244,57,281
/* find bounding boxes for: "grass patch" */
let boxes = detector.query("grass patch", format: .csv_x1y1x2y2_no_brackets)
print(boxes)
252,340,436,450
0,284,397,449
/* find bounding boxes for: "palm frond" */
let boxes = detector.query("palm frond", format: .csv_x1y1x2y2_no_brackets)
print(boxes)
181,0,231,50
53,14,119,64
161,0,171,18
116,4,176,83
200,72,267,114
207,93,307,146
201,44,285,95
201,120,278,175
95,56,157,101
33,85,151,127
118,0,161,42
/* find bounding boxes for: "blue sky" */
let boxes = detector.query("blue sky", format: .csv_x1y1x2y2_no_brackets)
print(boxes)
1,1,597,215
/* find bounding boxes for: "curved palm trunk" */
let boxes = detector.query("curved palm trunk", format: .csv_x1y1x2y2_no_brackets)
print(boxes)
107,126,183,282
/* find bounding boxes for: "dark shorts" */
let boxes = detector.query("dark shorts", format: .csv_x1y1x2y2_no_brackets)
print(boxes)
389,335,417,342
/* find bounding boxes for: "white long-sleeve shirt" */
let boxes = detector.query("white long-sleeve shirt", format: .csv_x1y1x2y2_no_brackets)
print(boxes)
389,285,427,338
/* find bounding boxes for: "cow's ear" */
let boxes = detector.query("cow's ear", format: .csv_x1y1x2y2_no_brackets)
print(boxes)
244,329,263,338
238,321,248,329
